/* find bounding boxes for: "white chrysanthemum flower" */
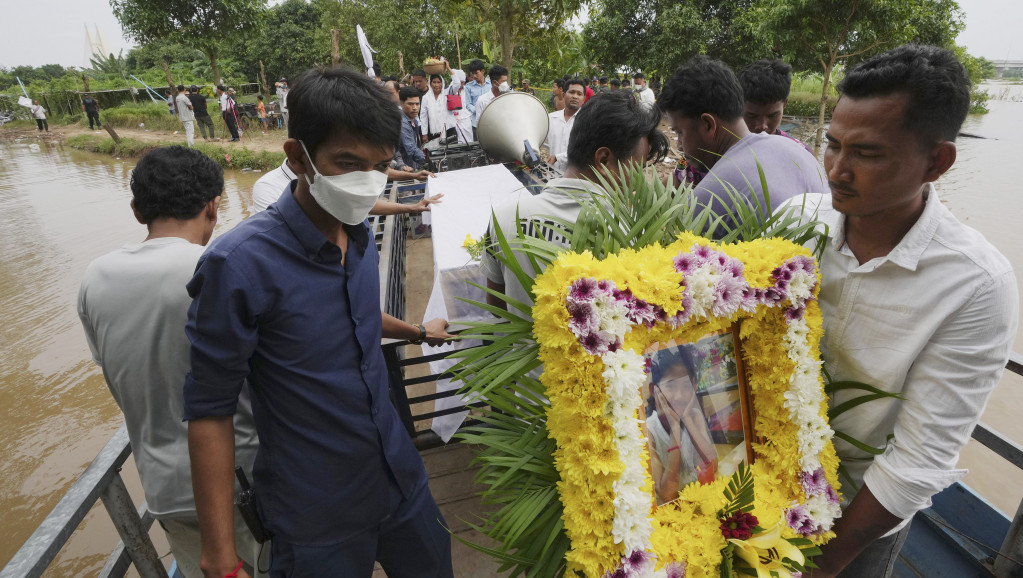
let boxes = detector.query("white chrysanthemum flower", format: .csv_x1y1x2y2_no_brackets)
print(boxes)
788,271,814,302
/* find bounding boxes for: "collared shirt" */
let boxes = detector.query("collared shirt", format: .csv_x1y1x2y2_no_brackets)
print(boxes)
251,160,297,212
401,115,425,170
635,86,656,104
791,187,1017,526
545,109,576,173
30,104,46,119
183,190,427,545
465,77,491,127
696,131,826,238
474,89,497,125
219,93,232,113
481,177,606,310
175,93,194,122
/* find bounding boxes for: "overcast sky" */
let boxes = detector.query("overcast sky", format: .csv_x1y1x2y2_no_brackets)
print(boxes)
1,0,1020,70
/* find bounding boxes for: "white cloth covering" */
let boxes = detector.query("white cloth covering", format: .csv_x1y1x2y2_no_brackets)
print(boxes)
422,164,532,441
252,159,296,213
420,82,448,137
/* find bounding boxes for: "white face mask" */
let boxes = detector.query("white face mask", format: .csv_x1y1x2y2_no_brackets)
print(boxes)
300,141,387,225
498,81,511,93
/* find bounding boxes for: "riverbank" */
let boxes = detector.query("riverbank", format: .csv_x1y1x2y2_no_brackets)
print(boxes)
1,123,287,171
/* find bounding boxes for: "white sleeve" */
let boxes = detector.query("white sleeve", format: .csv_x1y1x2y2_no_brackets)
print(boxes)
862,269,1019,519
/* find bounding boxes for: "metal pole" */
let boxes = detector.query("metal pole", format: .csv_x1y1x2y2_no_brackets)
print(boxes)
994,496,1023,577
16,77,29,98
98,473,168,578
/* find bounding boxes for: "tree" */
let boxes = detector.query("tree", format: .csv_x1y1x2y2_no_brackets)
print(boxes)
111,0,265,86
753,0,965,149
465,0,584,69
228,0,327,84
584,0,772,75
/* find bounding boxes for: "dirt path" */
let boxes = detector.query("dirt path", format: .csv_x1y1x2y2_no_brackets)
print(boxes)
2,123,290,154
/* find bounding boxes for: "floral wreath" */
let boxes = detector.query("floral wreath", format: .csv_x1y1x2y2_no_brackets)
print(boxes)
532,233,842,577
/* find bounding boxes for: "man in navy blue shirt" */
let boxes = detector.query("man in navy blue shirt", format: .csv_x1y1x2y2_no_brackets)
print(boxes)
398,86,426,170
184,67,454,578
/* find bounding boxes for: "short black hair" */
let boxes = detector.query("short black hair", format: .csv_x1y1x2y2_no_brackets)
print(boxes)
567,91,669,169
257,94,263,100
216,85,225,92
609,78,620,87
599,76,608,83
659,55,744,121
411,69,426,78
566,78,587,93
130,146,222,222
633,72,645,80
739,59,792,105
288,67,401,157
189,85,198,92
838,44,970,143
488,64,509,83
552,79,566,91
468,59,486,74
176,84,185,92
398,86,421,103
372,61,381,76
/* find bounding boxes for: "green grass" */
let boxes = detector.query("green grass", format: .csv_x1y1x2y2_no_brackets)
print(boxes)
65,134,285,171
98,102,183,131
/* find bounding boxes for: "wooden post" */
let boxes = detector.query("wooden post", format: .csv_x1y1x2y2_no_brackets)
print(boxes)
455,24,462,70
259,60,269,97
161,62,177,98
398,52,406,80
41,95,53,117
104,124,122,144
331,29,342,68
82,75,91,93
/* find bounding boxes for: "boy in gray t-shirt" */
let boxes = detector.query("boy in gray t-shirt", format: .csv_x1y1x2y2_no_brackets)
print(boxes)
78,146,262,577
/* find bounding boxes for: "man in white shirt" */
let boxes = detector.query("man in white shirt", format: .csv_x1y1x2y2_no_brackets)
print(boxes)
473,64,509,124
544,78,585,173
275,78,289,128
174,85,195,147
217,85,240,142
482,90,668,310
633,72,655,104
794,44,1018,578
78,146,263,578
30,100,48,132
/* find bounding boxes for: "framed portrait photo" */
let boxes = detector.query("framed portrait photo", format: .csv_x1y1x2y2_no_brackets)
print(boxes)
640,324,754,506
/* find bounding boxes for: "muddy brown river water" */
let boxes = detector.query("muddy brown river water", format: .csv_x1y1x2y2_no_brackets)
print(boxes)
1,82,1021,575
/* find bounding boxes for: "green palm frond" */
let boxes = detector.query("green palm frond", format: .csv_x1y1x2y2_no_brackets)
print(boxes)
449,161,832,575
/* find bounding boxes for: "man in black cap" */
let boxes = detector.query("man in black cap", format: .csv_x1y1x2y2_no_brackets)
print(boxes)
188,85,215,141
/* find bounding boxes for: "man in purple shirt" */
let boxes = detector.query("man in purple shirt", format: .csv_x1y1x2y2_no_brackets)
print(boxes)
738,59,812,152
660,56,826,238
185,67,453,578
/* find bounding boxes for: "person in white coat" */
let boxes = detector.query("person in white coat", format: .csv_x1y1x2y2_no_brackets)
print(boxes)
445,67,474,144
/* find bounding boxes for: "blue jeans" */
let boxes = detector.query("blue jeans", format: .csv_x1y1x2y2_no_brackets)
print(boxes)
837,521,912,578
268,478,452,578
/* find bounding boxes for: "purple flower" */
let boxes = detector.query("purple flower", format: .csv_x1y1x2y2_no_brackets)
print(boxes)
826,485,840,505
692,244,714,260
569,278,599,302
664,562,687,578
763,287,785,304
674,253,699,274
581,331,613,355
785,505,819,537
567,300,599,335
784,304,806,321
596,279,614,295
713,274,745,316
725,259,745,278
800,467,828,495
625,549,652,571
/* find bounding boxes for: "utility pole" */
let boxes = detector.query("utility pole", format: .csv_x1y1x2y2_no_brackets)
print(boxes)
331,29,342,68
